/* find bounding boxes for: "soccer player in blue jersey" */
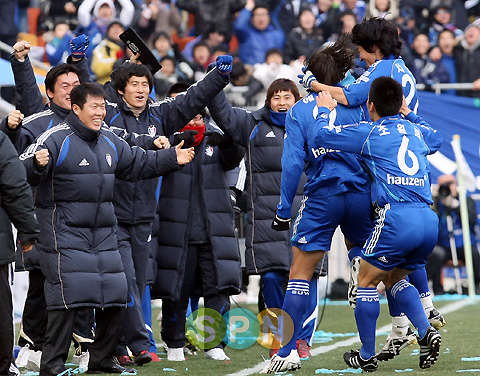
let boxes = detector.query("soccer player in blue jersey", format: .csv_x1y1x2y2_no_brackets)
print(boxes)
265,36,374,374
313,77,442,372
300,17,445,360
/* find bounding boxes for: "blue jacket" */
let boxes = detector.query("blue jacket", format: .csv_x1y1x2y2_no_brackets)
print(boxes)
233,8,285,65
19,112,181,309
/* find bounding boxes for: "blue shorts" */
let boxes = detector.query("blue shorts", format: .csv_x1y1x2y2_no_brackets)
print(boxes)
361,202,439,271
291,191,373,252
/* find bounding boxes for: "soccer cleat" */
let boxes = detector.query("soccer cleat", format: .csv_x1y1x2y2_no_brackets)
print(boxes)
296,339,311,360
418,326,441,369
9,363,20,376
427,308,446,330
25,350,41,372
116,355,134,366
343,350,378,372
149,352,161,362
377,327,418,361
205,348,230,361
348,257,361,308
72,350,90,372
134,350,152,365
167,347,185,361
262,349,301,373
15,344,33,368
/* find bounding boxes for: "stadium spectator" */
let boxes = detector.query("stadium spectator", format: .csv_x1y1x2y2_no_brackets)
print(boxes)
45,21,74,66
91,20,126,84
338,0,367,23
136,0,182,44
182,25,229,63
430,0,469,30
283,7,325,64
37,0,81,33
266,0,315,35
76,0,135,59
365,0,399,21
454,19,480,97
312,0,342,41
427,5,463,46
233,0,285,66
429,28,457,95
176,0,246,41
189,41,213,80
408,32,450,87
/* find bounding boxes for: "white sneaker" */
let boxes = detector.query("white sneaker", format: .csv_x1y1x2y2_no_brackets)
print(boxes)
205,348,230,361
167,348,185,361
9,363,20,376
25,350,41,372
16,345,33,368
348,256,361,309
261,349,301,374
72,351,90,373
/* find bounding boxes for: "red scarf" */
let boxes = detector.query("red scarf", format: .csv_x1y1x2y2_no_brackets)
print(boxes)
179,123,206,147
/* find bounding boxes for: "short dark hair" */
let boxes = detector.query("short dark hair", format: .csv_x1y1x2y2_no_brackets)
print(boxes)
307,33,355,86
166,82,190,97
352,17,402,58
368,76,403,117
265,48,283,60
70,83,107,109
193,41,211,54
265,78,300,108
111,64,154,94
45,64,82,96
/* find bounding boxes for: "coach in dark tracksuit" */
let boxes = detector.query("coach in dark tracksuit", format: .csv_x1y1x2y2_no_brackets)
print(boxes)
152,114,244,359
19,83,194,376
101,62,232,361
0,131,39,376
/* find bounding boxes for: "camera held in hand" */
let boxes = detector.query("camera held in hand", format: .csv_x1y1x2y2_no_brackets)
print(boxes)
438,182,452,197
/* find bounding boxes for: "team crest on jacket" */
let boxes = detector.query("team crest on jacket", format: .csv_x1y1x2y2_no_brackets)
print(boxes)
148,125,156,137
205,146,213,156
106,154,112,166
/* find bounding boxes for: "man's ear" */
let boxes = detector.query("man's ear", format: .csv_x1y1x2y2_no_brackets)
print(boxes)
46,89,54,100
72,103,80,116
368,100,375,113
118,89,125,97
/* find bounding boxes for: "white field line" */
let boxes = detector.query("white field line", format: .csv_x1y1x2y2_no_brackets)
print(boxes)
224,298,477,376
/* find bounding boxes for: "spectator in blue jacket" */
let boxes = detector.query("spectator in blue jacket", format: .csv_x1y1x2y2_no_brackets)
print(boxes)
233,0,285,66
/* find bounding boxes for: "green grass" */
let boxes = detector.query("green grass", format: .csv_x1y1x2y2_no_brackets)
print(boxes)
140,297,479,376
17,296,480,376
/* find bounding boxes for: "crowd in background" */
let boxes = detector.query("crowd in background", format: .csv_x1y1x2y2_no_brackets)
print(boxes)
2,0,480,104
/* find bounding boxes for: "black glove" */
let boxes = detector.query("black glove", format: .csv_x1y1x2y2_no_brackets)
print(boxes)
271,214,291,231
205,131,230,147
172,130,198,148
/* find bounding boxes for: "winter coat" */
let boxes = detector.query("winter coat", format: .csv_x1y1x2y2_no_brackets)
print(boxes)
454,25,480,98
103,68,230,224
152,123,244,300
19,112,181,309
283,26,325,64
0,131,39,266
208,92,307,275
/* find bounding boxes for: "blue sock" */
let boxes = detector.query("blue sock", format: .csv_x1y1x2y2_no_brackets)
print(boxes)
386,288,403,317
389,279,430,338
277,279,309,357
407,268,431,298
355,287,379,360
262,271,287,309
298,277,319,345
141,285,157,353
348,245,362,261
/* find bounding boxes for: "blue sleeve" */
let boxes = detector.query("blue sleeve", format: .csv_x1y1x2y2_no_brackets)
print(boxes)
277,109,305,218
405,112,442,154
343,68,375,107
233,8,252,41
311,107,370,154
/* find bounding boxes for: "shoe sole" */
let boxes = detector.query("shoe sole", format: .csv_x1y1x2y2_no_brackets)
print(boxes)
420,335,441,369
266,361,301,374
377,336,418,362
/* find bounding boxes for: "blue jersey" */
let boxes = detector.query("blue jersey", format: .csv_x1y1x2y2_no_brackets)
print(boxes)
277,92,369,218
344,57,419,114
311,109,442,207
